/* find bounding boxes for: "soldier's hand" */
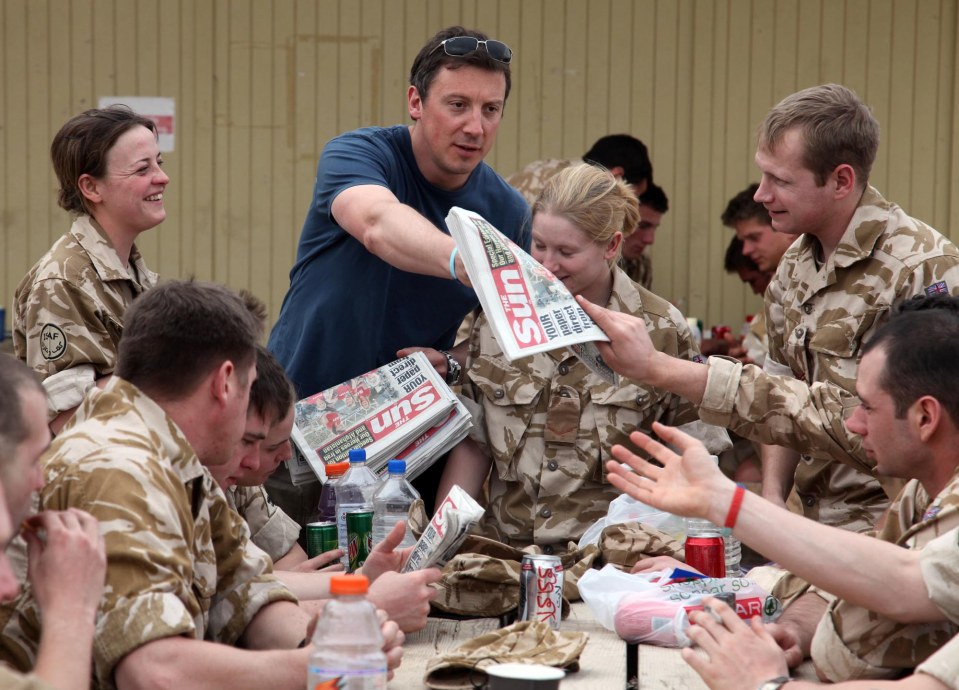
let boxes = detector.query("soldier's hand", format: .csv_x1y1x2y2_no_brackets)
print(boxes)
368,569,440,633
359,521,413,582
631,555,695,575
375,609,405,679
682,598,790,690
575,295,662,382
606,421,735,525
26,509,105,621
396,347,447,377
289,549,345,573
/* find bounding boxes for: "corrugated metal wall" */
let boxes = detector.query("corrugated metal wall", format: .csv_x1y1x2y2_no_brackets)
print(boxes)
2,0,957,332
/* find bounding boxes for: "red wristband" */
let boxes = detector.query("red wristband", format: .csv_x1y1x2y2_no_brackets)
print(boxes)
724,484,746,529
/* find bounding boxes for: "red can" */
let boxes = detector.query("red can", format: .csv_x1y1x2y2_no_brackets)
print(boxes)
685,535,726,578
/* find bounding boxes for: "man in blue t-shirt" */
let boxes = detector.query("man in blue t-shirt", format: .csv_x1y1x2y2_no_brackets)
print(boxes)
267,26,530,521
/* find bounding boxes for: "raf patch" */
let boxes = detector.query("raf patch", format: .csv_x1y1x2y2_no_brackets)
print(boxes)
925,281,949,296
39,324,67,360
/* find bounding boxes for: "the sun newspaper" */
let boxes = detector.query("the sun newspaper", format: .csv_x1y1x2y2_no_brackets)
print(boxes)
287,352,471,484
401,485,485,572
447,206,618,384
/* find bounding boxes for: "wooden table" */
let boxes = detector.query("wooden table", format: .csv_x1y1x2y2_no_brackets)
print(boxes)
392,603,626,688
392,603,819,689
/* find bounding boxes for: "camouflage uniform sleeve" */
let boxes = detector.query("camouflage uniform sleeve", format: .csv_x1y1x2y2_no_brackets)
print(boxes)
232,486,302,563
16,277,115,417
206,485,298,644
699,356,872,475
919,527,959,625
915,633,959,689
809,504,959,681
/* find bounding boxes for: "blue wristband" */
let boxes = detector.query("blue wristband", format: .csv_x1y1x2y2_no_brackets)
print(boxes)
449,246,459,281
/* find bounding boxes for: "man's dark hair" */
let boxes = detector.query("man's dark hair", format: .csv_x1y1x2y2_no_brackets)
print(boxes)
723,236,761,273
51,105,159,216
721,183,771,228
409,26,511,103
639,183,668,214
250,346,296,427
116,280,261,400
862,295,959,424
582,135,652,188
0,355,44,466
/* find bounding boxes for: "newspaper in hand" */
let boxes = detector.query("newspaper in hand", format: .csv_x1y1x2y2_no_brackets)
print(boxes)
289,352,471,481
401,485,485,572
446,206,618,384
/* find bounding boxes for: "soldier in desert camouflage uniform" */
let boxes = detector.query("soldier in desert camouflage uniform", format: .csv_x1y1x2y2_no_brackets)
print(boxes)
0,281,404,690
433,165,728,555
13,106,165,431
206,344,441,633
508,134,652,206
0,355,106,690
752,84,959,533
601,296,959,682
619,183,668,290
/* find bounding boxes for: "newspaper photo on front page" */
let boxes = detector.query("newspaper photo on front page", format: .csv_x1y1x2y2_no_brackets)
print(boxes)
289,352,471,482
447,206,618,384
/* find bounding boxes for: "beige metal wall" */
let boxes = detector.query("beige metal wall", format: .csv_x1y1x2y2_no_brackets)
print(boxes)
2,0,958,332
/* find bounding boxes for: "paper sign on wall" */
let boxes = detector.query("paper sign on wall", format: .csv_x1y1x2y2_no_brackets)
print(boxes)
98,96,175,152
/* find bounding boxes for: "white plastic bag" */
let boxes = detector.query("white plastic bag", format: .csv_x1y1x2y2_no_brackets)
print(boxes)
577,492,686,550
579,564,782,647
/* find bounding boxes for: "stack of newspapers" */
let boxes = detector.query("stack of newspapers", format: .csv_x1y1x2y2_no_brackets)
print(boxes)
446,206,617,384
288,351,471,484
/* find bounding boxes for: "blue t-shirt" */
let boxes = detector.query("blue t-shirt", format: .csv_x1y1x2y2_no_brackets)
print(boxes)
268,125,531,397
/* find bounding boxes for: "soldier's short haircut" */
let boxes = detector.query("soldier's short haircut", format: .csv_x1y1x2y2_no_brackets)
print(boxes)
51,105,159,216
533,163,640,261
862,295,959,424
721,183,771,228
758,84,879,188
409,26,511,104
639,183,669,214
116,280,261,400
582,135,653,189
250,346,296,428
0,355,45,467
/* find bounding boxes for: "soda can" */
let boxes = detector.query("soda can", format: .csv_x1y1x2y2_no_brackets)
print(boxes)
517,554,564,630
346,510,373,573
685,535,726,578
305,521,338,559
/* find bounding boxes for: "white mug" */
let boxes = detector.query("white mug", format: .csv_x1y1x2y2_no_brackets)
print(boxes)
485,663,565,690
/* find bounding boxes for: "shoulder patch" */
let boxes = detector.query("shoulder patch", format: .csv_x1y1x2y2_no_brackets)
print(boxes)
39,324,67,360
925,281,949,296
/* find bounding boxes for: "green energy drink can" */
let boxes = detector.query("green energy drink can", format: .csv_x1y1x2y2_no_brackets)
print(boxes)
305,521,338,559
346,510,374,573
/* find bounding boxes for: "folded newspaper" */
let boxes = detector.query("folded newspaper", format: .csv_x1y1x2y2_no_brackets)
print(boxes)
288,352,472,484
402,485,485,572
447,206,618,384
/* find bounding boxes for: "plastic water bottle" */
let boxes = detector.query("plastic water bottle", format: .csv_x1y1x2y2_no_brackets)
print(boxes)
722,527,743,577
313,461,350,524
335,449,378,568
308,574,386,689
371,459,420,548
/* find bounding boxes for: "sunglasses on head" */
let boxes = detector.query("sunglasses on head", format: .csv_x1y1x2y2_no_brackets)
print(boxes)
432,36,513,64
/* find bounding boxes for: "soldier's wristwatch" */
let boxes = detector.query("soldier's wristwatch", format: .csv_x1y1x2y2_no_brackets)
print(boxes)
756,676,791,690
440,350,462,385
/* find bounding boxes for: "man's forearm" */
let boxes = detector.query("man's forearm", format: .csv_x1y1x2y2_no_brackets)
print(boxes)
34,616,96,690
760,444,799,504
240,600,311,650
116,637,310,690
702,490,941,623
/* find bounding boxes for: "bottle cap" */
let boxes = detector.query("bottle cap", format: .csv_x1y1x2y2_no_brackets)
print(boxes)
325,461,350,478
387,459,406,474
348,448,367,464
330,573,369,595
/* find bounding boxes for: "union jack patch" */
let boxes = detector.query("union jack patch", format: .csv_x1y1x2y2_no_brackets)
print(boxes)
925,281,949,296
923,505,942,521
